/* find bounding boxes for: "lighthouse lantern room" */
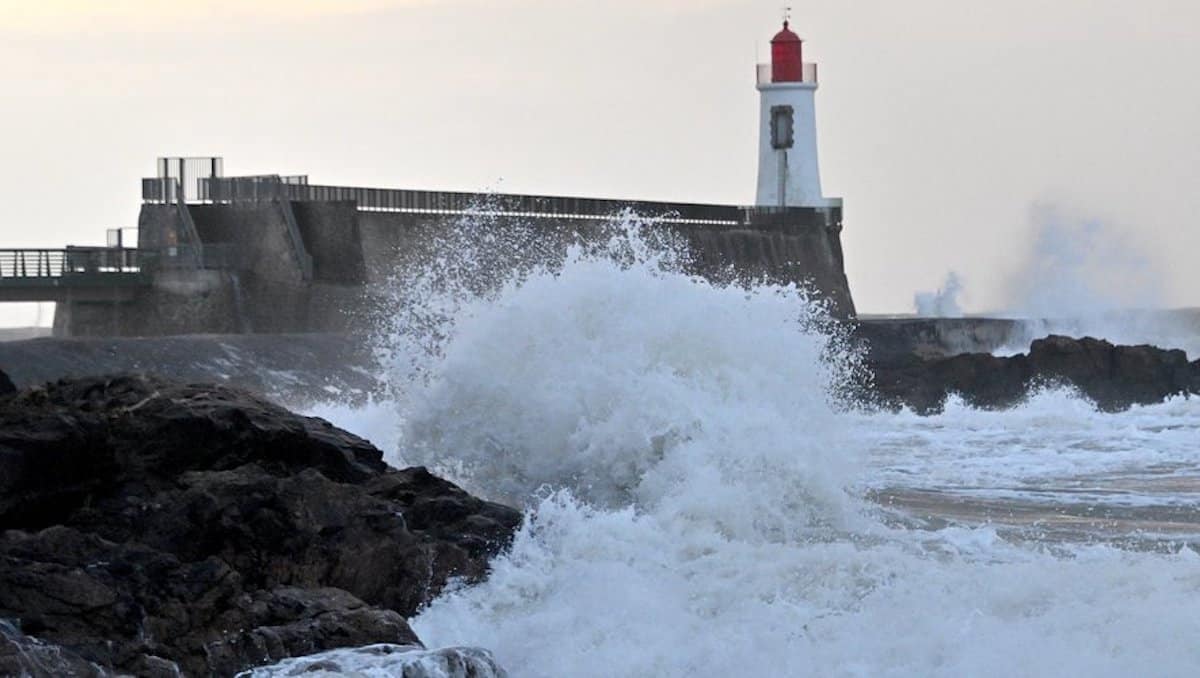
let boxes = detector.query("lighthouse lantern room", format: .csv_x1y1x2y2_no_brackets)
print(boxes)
755,20,834,209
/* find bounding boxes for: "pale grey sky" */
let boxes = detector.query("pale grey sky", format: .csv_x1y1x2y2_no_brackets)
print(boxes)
2,0,1198,325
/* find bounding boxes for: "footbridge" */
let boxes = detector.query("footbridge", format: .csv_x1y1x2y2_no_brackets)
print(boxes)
0,248,152,302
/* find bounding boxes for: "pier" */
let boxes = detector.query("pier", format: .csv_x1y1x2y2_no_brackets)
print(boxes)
0,248,150,303
6,156,854,336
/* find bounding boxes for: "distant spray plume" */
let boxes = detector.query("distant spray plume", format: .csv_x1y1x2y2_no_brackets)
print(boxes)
1004,204,1162,317
913,272,964,318
998,203,1198,356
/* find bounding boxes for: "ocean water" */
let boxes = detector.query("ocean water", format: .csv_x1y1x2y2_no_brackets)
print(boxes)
299,221,1200,677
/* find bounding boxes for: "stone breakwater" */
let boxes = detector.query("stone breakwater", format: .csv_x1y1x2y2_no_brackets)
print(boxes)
0,375,519,676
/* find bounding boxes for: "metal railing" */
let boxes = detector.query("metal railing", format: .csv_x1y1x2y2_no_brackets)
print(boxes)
143,174,844,229
756,62,819,86
191,176,840,227
157,157,224,203
143,177,174,204
0,250,64,278
145,175,307,204
0,248,150,279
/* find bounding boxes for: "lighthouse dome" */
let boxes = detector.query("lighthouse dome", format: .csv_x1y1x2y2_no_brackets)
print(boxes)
771,21,801,44
769,21,804,82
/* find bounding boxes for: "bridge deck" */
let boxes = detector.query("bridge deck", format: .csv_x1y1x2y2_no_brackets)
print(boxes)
0,248,150,303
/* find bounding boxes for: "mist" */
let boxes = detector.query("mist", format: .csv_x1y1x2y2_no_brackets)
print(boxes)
913,271,965,318
1002,204,1165,318
981,203,1197,356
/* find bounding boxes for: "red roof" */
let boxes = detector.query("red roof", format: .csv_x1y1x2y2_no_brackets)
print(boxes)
772,21,801,43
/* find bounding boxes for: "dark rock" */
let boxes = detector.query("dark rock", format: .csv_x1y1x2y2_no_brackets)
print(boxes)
202,587,421,677
868,335,1200,413
0,619,106,677
1026,335,1197,407
0,369,13,396
0,375,521,676
852,317,1020,361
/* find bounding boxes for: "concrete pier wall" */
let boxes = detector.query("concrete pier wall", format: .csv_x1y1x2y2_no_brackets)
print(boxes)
356,209,854,313
55,200,854,336
53,269,240,337
674,214,853,315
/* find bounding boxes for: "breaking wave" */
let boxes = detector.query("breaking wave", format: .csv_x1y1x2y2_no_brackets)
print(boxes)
316,216,1200,677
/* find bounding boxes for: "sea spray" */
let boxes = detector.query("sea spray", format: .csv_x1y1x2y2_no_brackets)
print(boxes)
994,204,1200,355
239,644,506,677
313,212,1200,677
914,271,965,318
399,257,861,520
1003,204,1163,320
376,210,865,480
906,204,1198,356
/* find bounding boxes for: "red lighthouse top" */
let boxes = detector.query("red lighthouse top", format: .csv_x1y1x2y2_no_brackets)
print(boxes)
770,21,804,82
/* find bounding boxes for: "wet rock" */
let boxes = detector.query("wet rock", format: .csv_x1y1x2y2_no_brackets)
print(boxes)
1027,335,1198,407
203,588,421,677
0,375,521,676
240,643,507,678
853,317,1020,361
868,335,1200,413
0,619,105,677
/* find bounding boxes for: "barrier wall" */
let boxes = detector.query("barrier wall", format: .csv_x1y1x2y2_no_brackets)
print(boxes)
55,199,854,336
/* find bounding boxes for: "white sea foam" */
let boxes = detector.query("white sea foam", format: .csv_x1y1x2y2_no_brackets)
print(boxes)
238,644,504,677
859,390,1200,507
301,217,1200,677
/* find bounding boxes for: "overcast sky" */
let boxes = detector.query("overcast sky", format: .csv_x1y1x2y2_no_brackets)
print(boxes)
2,0,1198,325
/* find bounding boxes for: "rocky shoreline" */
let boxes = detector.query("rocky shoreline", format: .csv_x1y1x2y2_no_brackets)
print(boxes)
3,326,1198,416
0,375,519,676
1,328,1198,674
863,334,1200,413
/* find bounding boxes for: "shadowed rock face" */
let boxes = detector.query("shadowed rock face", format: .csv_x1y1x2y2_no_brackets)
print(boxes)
0,375,521,677
0,370,13,396
853,318,1021,361
869,335,1200,413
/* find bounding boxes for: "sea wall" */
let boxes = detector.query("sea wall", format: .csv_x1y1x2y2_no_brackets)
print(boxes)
58,205,370,336
188,202,312,333
853,317,1022,361
56,200,854,336
52,269,242,337
676,212,854,316
356,208,855,315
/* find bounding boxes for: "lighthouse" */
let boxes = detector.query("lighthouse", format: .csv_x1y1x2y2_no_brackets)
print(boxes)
755,20,833,208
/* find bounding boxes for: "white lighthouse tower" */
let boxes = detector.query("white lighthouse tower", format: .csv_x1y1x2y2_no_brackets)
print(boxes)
755,20,833,208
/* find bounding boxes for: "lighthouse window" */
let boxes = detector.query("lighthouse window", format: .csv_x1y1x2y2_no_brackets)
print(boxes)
771,106,794,149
